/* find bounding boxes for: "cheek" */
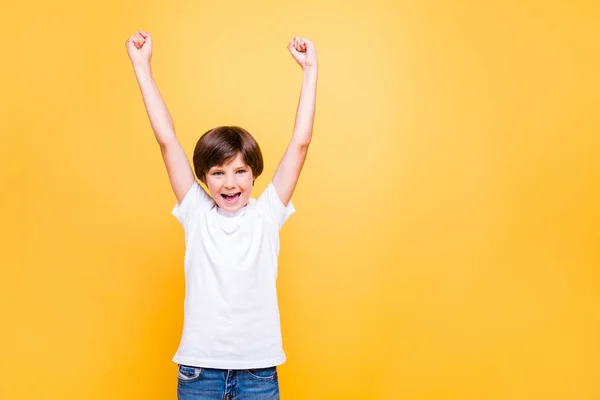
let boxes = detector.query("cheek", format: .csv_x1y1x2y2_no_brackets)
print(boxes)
238,173,251,184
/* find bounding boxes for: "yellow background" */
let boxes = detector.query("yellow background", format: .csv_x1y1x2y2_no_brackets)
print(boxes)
1,0,599,398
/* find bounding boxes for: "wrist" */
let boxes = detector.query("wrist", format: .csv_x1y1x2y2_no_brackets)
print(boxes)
302,66,318,76
133,63,152,76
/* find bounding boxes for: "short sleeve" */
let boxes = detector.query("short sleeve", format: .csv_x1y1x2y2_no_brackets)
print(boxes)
171,181,214,227
255,181,296,230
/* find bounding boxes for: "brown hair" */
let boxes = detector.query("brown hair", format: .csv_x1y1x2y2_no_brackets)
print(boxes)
192,126,264,185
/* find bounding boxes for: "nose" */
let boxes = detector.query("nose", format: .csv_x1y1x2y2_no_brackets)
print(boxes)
224,174,236,188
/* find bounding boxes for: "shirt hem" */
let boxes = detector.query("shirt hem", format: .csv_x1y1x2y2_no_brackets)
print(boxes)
172,355,286,369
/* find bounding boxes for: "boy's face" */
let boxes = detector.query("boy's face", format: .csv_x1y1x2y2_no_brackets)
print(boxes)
205,152,254,212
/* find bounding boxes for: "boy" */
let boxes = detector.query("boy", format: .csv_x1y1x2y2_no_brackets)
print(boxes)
125,30,317,399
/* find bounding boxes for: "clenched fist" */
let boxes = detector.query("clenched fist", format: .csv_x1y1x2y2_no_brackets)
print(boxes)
126,30,152,68
287,37,317,70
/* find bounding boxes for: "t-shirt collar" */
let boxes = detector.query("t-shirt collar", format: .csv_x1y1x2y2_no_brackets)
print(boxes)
216,202,250,218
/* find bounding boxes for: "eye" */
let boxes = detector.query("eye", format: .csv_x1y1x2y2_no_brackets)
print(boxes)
236,170,247,174
213,171,224,176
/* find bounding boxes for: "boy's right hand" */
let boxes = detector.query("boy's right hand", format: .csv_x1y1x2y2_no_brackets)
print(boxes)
126,30,152,68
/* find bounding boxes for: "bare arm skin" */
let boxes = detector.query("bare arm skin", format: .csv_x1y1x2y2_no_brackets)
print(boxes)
126,30,194,204
272,37,318,206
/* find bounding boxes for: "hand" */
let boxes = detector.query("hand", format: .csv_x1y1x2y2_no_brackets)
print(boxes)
126,30,152,68
287,37,317,70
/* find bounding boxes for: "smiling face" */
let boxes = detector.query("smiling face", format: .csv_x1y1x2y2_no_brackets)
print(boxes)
205,152,254,212
193,126,264,209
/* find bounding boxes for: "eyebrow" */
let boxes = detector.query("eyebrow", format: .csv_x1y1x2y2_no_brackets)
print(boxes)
210,166,248,171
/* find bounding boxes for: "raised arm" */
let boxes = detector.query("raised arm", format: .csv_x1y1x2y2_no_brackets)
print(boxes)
272,37,318,206
125,30,195,205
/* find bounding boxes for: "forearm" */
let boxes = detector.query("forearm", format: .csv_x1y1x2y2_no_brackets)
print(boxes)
291,67,318,146
133,65,177,145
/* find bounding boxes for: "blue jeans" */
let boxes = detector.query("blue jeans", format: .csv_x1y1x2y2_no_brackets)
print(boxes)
177,364,280,399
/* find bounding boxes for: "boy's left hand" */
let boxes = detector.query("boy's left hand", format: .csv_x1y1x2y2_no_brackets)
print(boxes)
288,37,317,70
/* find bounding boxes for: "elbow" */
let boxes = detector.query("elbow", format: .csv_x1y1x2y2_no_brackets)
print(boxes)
292,137,312,149
298,141,311,150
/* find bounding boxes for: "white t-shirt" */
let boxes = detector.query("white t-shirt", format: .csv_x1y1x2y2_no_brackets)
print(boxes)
171,180,295,369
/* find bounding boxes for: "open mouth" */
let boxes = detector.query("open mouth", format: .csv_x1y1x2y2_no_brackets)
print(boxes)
221,192,241,204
